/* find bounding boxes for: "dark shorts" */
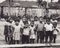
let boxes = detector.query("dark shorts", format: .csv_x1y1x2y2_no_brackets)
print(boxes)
45,31,53,36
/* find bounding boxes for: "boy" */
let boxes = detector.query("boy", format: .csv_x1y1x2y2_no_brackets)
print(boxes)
44,19,53,43
22,24,30,44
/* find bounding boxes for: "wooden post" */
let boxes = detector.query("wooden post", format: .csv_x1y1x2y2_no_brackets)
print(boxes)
51,0,52,2
25,7,27,16
1,6,3,18
8,0,11,16
45,1,49,18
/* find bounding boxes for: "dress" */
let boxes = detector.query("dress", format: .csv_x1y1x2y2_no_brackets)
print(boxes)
30,26,36,39
13,25,21,40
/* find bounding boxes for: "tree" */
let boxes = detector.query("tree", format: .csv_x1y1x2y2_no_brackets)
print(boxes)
51,0,53,2
6,0,13,2
37,0,42,5
58,0,60,3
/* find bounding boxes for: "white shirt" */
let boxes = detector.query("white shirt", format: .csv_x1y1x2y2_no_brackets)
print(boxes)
51,19,57,23
34,21,39,26
53,27,59,35
14,25,21,33
44,23,53,31
12,21,15,25
28,20,31,25
37,22,44,31
30,26,35,35
29,26,36,39
23,27,30,35
13,25,21,40
19,19,24,28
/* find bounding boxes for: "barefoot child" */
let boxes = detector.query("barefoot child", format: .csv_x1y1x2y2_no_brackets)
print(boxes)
53,25,59,43
29,23,36,43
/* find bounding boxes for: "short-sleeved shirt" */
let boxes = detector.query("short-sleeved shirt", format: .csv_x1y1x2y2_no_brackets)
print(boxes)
23,27,30,35
50,19,57,26
29,26,35,35
44,23,53,31
19,20,24,28
34,21,39,27
14,25,21,33
53,27,59,35
37,22,44,31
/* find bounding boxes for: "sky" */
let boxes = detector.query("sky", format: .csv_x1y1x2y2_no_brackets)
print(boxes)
0,0,5,3
0,0,59,3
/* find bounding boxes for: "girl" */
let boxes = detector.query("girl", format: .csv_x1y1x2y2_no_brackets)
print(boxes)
29,23,36,43
13,21,21,44
53,25,59,43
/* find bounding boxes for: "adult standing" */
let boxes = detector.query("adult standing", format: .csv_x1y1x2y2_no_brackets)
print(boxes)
37,18,44,43
34,16,39,43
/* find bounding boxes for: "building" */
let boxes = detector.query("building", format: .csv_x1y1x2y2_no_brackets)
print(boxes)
0,0,46,18
0,0,60,18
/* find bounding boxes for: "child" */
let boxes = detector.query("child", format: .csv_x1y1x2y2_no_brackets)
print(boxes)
29,23,36,43
22,24,30,44
13,21,21,44
53,25,59,43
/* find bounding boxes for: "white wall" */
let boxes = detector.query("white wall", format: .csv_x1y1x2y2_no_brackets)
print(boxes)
3,7,46,17
3,7,60,17
49,9,60,16
3,7,25,16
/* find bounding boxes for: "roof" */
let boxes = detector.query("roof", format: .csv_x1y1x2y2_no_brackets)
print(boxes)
0,1,38,8
0,1,9,7
0,1,60,9
48,2,60,9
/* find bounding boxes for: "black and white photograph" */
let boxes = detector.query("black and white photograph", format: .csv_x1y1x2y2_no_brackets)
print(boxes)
0,0,60,48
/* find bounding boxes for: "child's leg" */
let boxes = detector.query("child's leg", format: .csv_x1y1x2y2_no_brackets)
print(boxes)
13,40,15,44
5,35,8,42
17,40,20,44
40,31,44,43
32,39,35,43
9,37,13,44
37,31,40,43
22,35,26,44
49,31,53,43
30,39,35,43
30,39,32,43
14,40,15,44
8,37,11,44
45,31,49,43
53,34,56,43
26,36,29,44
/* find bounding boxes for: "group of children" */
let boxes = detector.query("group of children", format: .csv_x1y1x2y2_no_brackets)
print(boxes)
4,16,59,44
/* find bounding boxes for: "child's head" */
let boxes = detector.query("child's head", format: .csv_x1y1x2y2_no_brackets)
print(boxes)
31,24,34,27
15,21,19,26
54,25,57,28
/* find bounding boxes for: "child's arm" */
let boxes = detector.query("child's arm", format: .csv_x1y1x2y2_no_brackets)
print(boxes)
56,29,59,32
29,29,31,36
20,28,23,35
